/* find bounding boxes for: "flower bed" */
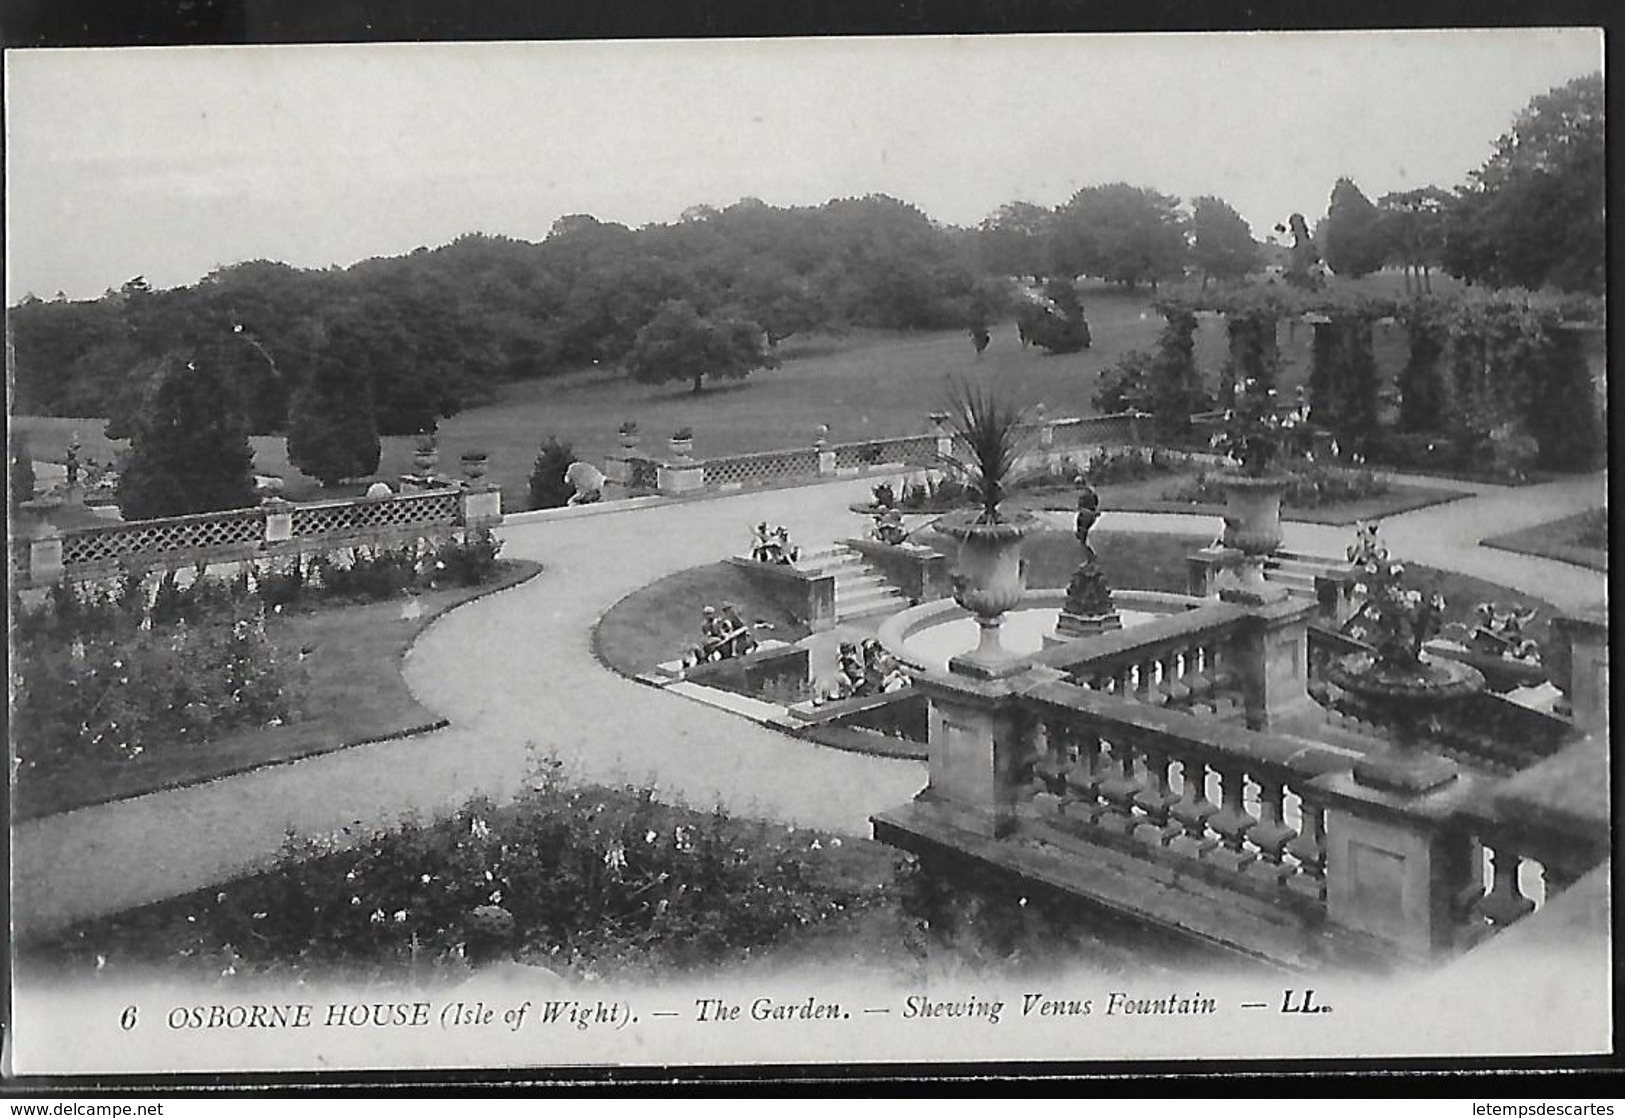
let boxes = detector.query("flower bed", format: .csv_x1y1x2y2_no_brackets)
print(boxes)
31,770,907,981
12,532,528,822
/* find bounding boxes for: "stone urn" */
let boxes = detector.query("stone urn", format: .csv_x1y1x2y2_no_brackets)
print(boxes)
413,437,439,473
1215,472,1289,602
460,451,489,481
617,426,640,450
669,434,694,460
934,510,1037,674
1323,651,1486,794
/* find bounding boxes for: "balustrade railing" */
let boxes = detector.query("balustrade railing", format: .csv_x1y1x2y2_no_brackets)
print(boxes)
57,506,267,569
1032,603,1250,717
702,447,821,489
1020,679,1334,908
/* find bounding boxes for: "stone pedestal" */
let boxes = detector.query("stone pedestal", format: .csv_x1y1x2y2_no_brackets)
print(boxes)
459,484,503,529
1315,770,1477,960
1186,545,1240,599
602,454,635,498
1550,609,1609,736
1233,596,1317,731
915,665,1047,838
262,498,293,544
817,449,836,476
1046,609,1123,647
656,461,706,495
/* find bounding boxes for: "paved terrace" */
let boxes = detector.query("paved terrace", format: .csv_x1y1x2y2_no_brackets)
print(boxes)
12,470,1607,936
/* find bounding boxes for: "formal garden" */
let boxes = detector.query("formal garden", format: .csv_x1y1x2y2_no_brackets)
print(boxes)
10,71,1609,990
11,530,524,821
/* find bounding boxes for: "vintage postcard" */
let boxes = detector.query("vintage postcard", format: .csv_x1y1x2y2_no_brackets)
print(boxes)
5,29,1610,1081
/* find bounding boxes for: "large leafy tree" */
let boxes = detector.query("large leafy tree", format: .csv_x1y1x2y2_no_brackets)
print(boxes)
114,352,258,519
976,201,1056,279
1051,183,1187,289
1189,196,1259,287
624,299,778,395
286,320,382,486
1441,72,1604,294
1377,187,1451,295
1322,178,1387,279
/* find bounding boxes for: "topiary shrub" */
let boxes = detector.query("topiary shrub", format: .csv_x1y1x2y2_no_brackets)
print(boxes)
528,437,576,510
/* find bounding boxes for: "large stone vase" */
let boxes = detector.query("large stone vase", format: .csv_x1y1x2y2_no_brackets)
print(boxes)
1324,651,1486,794
1216,472,1289,602
935,510,1036,677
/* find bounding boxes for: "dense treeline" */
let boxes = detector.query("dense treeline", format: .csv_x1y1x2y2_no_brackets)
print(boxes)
10,71,1601,440
11,195,988,431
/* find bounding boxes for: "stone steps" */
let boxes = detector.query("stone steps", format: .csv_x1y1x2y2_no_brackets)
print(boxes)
799,543,909,622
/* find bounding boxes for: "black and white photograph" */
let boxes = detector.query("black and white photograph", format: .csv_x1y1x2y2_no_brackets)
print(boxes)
4,25,1610,1081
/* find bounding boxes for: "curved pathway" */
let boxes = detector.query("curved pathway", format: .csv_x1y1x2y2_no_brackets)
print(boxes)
12,470,1606,936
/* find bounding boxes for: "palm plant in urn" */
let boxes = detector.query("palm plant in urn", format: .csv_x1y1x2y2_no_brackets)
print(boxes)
1210,377,1295,601
1325,524,1484,793
933,382,1039,676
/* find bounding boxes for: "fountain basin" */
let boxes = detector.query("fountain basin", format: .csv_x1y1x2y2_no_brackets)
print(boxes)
878,588,1207,674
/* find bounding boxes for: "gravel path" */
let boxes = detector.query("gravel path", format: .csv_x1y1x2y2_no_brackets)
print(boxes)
12,470,1605,936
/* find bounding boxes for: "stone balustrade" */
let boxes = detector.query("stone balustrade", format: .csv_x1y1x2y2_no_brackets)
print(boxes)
10,485,497,588
876,588,1606,968
1020,679,1343,908
603,412,1147,499
1031,602,1251,717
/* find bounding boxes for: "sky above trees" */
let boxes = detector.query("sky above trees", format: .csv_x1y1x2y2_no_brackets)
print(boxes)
5,29,1601,302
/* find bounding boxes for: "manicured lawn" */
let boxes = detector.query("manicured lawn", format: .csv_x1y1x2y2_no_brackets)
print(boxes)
1051,472,1469,526
1481,508,1609,572
592,562,812,676
14,561,542,823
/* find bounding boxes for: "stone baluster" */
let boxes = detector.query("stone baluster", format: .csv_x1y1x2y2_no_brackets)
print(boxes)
1060,727,1108,825
1168,758,1220,859
1206,765,1258,872
1131,747,1182,846
1161,648,1192,707
1474,844,1537,928
1284,796,1327,902
1033,718,1074,801
1095,737,1144,835
1246,776,1297,885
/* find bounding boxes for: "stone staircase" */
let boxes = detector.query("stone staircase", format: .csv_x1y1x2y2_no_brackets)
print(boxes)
1263,550,1335,597
796,543,908,622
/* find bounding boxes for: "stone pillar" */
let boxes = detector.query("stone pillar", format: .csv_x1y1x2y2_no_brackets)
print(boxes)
1313,770,1476,961
816,426,835,476
601,454,633,499
459,484,503,528
1186,545,1239,599
1230,596,1317,731
805,572,836,632
1314,569,1357,626
657,461,706,495
913,666,1046,838
29,530,63,585
1551,608,1609,736
262,497,293,545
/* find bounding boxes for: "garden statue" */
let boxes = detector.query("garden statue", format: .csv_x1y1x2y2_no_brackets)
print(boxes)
1325,522,1484,793
750,522,799,565
64,431,81,490
871,509,909,546
1055,481,1120,637
862,638,910,694
564,460,606,506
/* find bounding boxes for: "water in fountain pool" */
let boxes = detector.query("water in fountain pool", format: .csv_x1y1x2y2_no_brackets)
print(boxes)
904,607,1158,672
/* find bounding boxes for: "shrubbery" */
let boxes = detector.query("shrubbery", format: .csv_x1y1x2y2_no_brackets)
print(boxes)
1160,461,1390,508
528,437,576,510
44,767,902,980
11,602,296,774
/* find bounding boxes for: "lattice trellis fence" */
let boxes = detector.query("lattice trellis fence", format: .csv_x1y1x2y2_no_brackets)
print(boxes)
290,490,459,539
58,507,265,569
703,448,821,489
